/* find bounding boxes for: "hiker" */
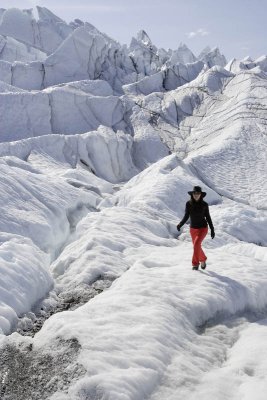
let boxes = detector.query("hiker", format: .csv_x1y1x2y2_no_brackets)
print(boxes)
177,186,215,270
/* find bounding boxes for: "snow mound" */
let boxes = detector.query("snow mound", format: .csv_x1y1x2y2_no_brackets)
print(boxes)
102,154,221,222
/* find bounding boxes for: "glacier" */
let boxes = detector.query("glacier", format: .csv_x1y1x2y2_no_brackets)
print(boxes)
0,5,266,400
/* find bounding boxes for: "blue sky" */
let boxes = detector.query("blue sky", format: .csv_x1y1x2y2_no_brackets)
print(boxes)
1,0,266,60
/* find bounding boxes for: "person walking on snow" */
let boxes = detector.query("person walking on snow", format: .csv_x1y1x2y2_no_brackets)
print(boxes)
177,186,215,270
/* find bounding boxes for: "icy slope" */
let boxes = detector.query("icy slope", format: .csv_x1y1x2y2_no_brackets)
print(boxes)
0,7,73,54
0,128,138,334
182,69,267,209
132,66,267,207
123,61,204,95
0,34,46,63
0,79,131,141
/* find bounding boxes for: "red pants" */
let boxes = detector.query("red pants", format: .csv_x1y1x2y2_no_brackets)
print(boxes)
190,227,208,266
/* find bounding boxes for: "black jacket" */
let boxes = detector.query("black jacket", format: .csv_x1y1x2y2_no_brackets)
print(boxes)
179,199,214,230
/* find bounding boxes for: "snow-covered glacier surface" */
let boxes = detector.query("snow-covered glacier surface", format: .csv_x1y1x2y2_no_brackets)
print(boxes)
0,6,267,400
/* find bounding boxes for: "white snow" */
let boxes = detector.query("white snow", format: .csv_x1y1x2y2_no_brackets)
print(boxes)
0,5,266,400
35,238,267,400
0,233,52,333
122,61,204,95
199,47,227,67
0,79,129,141
0,7,73,55
170,43,197,65
0,60,12,84
0,90,52,141
0,127,138,334
0,34,46,63
0,8,36,47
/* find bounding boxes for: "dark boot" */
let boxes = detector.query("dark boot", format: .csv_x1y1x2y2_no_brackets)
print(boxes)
200,261,206,270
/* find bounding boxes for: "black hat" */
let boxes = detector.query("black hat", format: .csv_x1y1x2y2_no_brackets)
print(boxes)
188,185,206,197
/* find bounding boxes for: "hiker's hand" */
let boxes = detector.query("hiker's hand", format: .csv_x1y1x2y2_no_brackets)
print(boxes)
211,229,215,239
177,224,181,231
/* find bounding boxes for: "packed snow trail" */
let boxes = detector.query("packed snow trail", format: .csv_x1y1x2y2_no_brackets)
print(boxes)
2,238,267,400
32,242,267,400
